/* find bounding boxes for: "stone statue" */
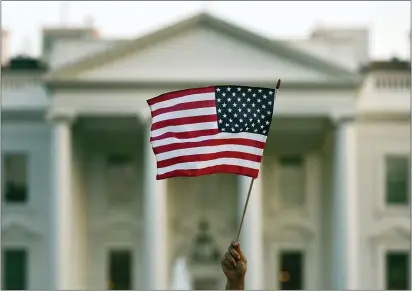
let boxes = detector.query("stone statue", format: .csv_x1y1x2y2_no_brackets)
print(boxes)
190,220,220,264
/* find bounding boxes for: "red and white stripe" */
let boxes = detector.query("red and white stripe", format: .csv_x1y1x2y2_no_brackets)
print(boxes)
147,86,267,180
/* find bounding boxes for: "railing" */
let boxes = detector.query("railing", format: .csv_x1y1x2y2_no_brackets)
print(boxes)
374,76,411,91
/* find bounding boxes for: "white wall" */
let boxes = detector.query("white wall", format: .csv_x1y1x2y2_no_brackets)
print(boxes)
2,122,54,289
357,121,410,289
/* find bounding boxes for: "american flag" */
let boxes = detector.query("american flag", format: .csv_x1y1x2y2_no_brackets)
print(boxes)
147,85,277,180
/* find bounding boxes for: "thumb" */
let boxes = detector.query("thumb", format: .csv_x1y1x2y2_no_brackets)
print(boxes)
231,241,246,262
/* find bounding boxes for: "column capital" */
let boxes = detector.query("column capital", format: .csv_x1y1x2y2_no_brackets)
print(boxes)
330,113,356,127
46,110,77,124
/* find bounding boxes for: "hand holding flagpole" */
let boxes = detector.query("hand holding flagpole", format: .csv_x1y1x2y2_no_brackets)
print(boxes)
235,79,282,242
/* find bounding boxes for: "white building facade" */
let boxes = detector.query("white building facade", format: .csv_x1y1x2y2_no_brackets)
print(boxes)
1,13,410,290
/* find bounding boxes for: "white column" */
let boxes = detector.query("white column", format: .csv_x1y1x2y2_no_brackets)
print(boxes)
143,123,168,289
238,175,264,289
51,118,75,290
331,117,359,290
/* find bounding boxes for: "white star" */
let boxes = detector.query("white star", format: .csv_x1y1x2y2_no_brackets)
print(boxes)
247,88,252,92
252,103,256,107
243,113,247,117
269,91,273,95
219,119,223,123
217,98,221,102
225,123,229,127
240,119,243,123
257,119,261,123
261,115,265,119
222,128,226,131
231,128,235,132
223,103,227,107
247,98,251,102
237,97,241,102
233,103,237,107
228,108,232,112
232,92,236,96
242,103,246,107
257,109,261,113
257,98,261,103
249,118,253,122
254,129,258,132
216,88,221,92
251,123,255,127
227,87,231,91
242,93,246,97
261,125,264,129
246,127,249,131
263,95,267,99
262,105,266,109
267,111,271,115
228,98,232,102
263,130,267,134
237,87,242,91
235,124,239,127
268,101,272,105
253,113,257,117
258,89,262,93
234,113,238,117
223,114,227,118
266,121,270,125
229,119,233,122
222,93,226,96
218,109,222,113
238,108,242,112
252,93,256,97
247,108,251,112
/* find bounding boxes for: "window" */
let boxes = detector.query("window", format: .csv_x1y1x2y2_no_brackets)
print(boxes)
279,156,305,206
2,248,28,290
105,154,134,206
385,155,409,205
107,249,133,290
278,250,304,290
385,251,410,290
2,153,28,203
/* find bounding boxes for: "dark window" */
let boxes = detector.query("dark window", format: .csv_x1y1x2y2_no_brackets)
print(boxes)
2,248,28,290
385,155,409,205
108,249,133,290
385,251,410,290
279,250,304,290
2,153,28,203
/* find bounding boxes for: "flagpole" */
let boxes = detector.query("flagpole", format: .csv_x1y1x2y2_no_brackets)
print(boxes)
235,79,282,242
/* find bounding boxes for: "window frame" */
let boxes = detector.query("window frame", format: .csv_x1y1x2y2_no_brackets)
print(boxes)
270,241,314,290
2,246,29,290
105,245,135,290
1,152,30,205
378,152,410,213
376,243,410,290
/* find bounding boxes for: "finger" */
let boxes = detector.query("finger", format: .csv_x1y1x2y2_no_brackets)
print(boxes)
231,241,247,262
225,252,236,267
222,257,234,270
276,79,281,89
228,245,240,261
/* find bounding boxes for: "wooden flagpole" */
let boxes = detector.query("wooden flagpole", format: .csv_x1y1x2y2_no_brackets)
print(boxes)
236,79,282,242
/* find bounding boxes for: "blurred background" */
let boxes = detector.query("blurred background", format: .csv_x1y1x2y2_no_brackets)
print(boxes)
1,1,410,290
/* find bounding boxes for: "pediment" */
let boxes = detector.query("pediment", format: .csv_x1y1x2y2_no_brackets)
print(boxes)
369,222,410,240
2,217,43,238
90,213,142,235
46,13,358,85
265,219,315,240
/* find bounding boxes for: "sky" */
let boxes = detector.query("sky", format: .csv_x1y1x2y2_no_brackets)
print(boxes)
2,1,411,60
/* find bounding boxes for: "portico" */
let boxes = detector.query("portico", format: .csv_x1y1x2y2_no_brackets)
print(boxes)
44,13,361,290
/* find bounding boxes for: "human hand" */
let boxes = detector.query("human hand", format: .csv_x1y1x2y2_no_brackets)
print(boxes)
221,241,247,290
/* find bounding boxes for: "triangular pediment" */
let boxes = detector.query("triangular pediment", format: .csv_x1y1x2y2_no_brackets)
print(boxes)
46,13,359,85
